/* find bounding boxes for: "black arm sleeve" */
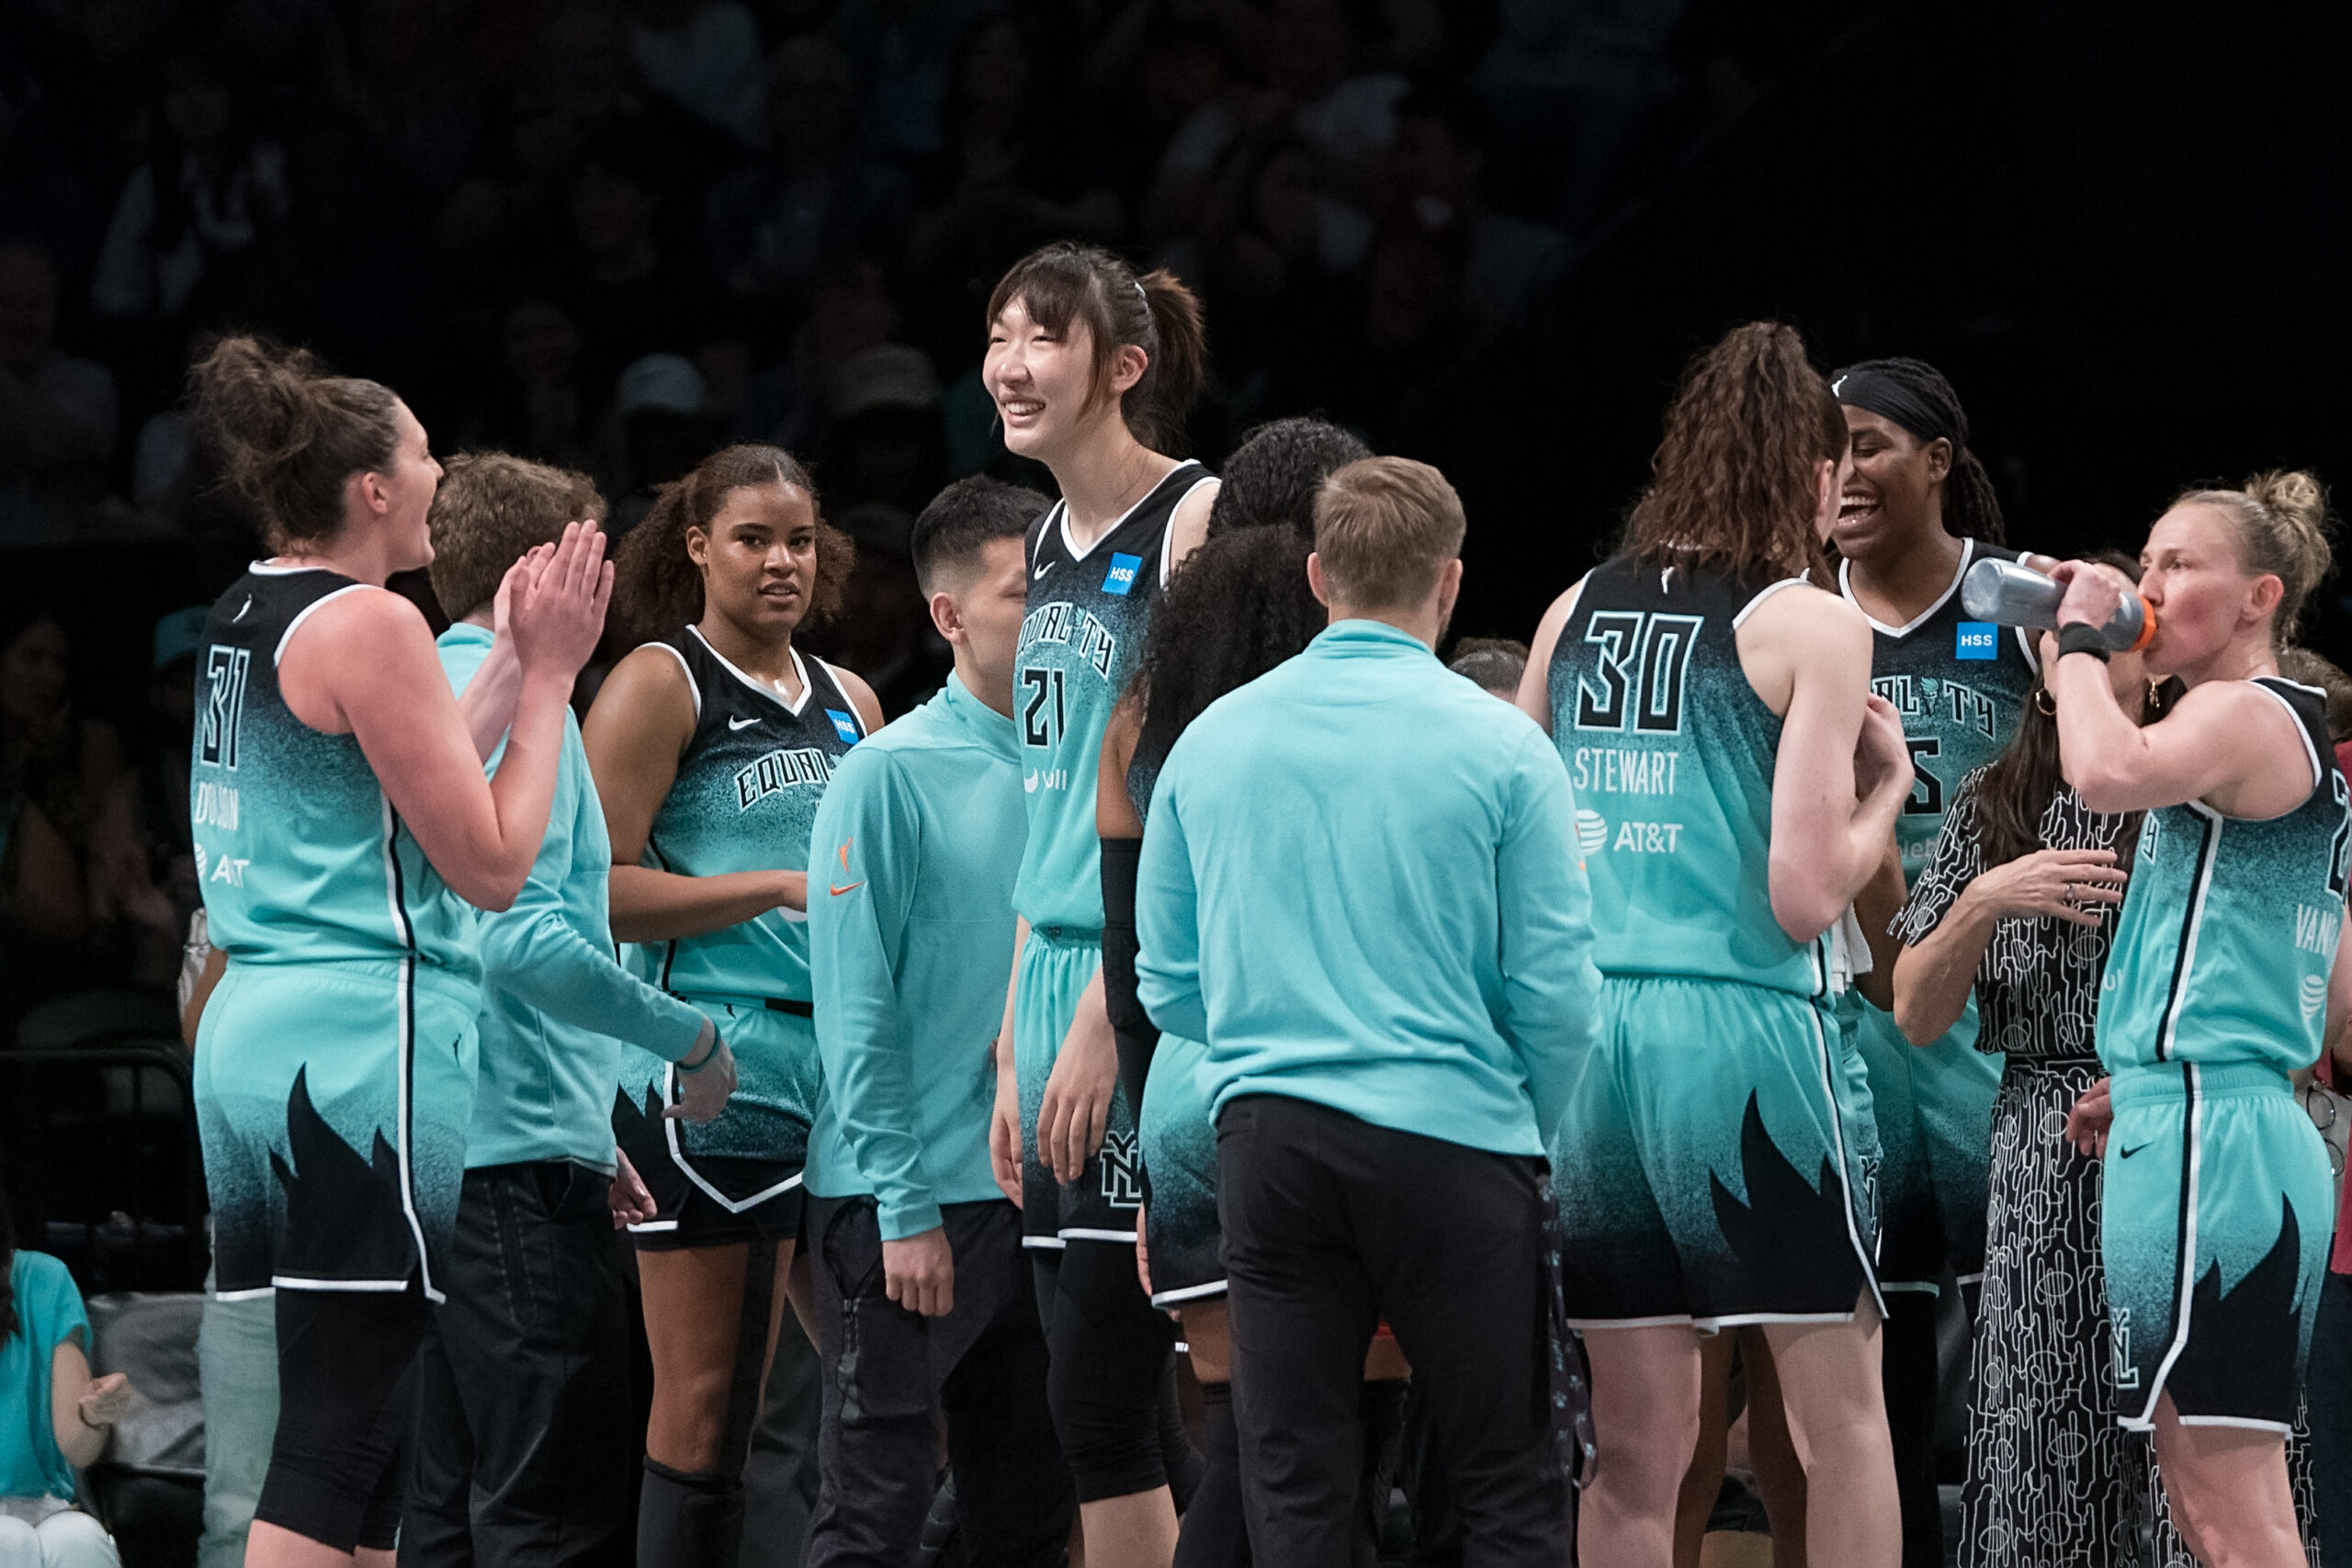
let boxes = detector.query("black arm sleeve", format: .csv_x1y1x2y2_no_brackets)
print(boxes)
1100,833,1161,1114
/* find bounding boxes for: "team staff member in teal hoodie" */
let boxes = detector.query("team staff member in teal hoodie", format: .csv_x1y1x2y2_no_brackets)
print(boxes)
801,476,1075,1566
407,455,735,1568
1136,457,1602,1563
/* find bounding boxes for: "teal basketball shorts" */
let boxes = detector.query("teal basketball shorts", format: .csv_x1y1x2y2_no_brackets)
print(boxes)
195,958,480,1301
1851,995,2002,1292
1555,976,1883,1329
1015,926,1144,1249
1138,1031,1222,1307
613,996,814,1249
2103,1060,2332,1433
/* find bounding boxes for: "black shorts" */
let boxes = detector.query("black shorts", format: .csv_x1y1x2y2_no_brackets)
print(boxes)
257,1284,430,1551
615,1088,807,1251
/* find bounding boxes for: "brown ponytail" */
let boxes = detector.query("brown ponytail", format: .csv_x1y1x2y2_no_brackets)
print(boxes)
985,243,1207,453
188,334,404,550
609,444,852,649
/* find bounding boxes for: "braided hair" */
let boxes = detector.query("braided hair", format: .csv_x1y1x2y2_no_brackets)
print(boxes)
1829,356,2005,544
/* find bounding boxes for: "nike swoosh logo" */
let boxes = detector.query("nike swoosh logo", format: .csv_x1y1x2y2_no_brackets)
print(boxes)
728,715,759,730
829,881,865,897
231,595,253,624
1034,560,1053,579
2118,1142,2152,1159
1023,773,1039,793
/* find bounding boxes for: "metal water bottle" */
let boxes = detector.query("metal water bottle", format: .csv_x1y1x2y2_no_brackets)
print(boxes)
1960,558,2154,651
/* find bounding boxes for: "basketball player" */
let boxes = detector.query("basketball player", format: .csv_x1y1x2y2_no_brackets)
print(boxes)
1829,356,2042,1562
1137,455,1600,1563
1521,322,1912,1567
404,453,733,1568
187,336,607,1567
582,446,882,1568
981,242,1217,1563
2053,473,2349,1567
799,475,1074,1565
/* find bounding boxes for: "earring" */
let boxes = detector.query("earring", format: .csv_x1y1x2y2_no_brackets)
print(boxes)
2035,687,2056,717
2147,678,2162,710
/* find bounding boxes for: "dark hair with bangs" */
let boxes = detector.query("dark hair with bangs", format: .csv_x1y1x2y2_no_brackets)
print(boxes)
1622,322,1847,586
426,453,606,621
985,243,1207,454
610,445,853,648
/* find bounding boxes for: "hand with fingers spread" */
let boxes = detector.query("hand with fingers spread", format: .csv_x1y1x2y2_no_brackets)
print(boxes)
1969,846,2129,929
884,1226,956,1318
2065,1076,2113,1159
1037,985,1116,1185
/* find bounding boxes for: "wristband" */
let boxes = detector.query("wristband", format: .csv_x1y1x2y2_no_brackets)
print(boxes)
2055,622,2111,663
678,1018,719,1073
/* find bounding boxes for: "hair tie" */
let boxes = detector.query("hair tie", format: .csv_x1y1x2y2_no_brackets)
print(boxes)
1134,279,1148,304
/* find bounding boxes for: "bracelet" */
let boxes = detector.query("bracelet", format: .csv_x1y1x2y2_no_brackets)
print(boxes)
678,1019,719,1074
2055,622,2111,663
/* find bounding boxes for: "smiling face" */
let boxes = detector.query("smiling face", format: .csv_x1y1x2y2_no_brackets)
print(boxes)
984,296,1116,463
689,481,820,642
2134,502,2282,680
1834,405,1949,563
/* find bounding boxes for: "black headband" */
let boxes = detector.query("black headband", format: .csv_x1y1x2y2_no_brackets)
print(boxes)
1832,365,1967,453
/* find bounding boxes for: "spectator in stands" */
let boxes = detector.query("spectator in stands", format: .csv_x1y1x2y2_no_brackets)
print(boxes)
1387,83,1567,333
832,0,997,164
0,607,123,856
90,608,206,992
0,243,118,546
703,38,913,321
1,1179,136,1568
731,260,902,461
1448,637,1528,698
558,135,726,396
608,353,718,532
459,299,597,475
822,344,945,514
627,0,768,150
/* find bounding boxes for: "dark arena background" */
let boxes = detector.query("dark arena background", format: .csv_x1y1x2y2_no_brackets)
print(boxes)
2,0,2349,1561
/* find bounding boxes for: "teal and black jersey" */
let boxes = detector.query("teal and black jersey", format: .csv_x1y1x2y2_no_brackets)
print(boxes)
1839,539,2038,878
631,626,867,1003
1012,459,1214,931
1546,555,1825,996
191,564,477,983
2098,678,2351,1077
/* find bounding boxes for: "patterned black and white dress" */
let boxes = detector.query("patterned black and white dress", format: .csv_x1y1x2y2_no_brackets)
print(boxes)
1895,772,2322,1567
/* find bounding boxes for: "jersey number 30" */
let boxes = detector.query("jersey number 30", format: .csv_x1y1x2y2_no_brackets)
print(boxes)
1021,667,1069,749
1576,612,1701,734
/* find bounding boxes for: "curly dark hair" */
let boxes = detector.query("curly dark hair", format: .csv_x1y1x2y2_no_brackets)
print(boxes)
1133,526,1324,771
1622,322,1846,586
1830,355,2005,543
609,445,854,649
1205,416,1372,541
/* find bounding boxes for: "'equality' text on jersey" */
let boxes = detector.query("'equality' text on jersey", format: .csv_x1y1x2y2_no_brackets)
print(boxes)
733,747,836,811
1020,602,1120,683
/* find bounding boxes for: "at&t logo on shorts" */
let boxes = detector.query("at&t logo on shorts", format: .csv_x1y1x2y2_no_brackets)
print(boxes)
1102,553,1144,595
1955,622,1999,660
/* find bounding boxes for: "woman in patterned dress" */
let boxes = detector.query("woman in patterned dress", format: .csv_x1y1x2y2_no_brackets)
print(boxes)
1888,570,2162,1568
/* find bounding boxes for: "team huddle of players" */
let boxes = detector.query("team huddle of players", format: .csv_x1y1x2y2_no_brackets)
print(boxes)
184,237,2346,1568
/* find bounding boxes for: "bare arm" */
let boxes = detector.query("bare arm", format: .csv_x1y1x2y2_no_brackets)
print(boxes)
1849,839,1905,1011
1894,846,2126,1044
1741,589,1913,942
51,1340,130,1469
1166,477,1220,577
583,645,801,942
1514,578,1586,731
281,525,610,912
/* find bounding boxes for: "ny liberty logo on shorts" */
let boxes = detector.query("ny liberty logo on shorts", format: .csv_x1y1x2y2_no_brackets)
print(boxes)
1099,1130,1145,1207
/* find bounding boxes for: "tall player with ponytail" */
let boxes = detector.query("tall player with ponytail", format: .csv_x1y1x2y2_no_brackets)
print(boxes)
982,243,1217,1565
2056,472,2350,1568
1827,357,2044,1562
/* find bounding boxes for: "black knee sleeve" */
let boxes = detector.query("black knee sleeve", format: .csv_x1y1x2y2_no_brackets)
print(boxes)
256,1287,427,1552
1044,1242,1178,1503
1159,1360,1204,1510
1173,1382,1248,1568
638,1458,744,1568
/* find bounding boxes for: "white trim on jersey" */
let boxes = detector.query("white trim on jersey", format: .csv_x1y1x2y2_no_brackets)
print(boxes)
1149,1279,1229,1308
1838,537,1977,637
1022,1235,1069,1251
1563,1311,1696,1331
270,1276,413,1292
2122,1063,2202,1433
1055,459,1205,564
687,625,817,716
1807,996,1886,1322
1158,474,1217,589
2251,680,2324,795
808,656,870,738
379,793,444,1305
274,582,375,667
1058,1227,1140,1243
1730,573,1814,629
642,639,703,720
2155,807,2224,1063
247,559,320,576
211,1286,277,1303
2012,624,2041,674
657,1060,807,1213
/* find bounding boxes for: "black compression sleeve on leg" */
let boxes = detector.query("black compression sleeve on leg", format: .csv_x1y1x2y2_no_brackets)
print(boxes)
1172,1382,1250,1568
1159,1359,1204,1510
1046,1242,1180,1503
1100,834,1161,1114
